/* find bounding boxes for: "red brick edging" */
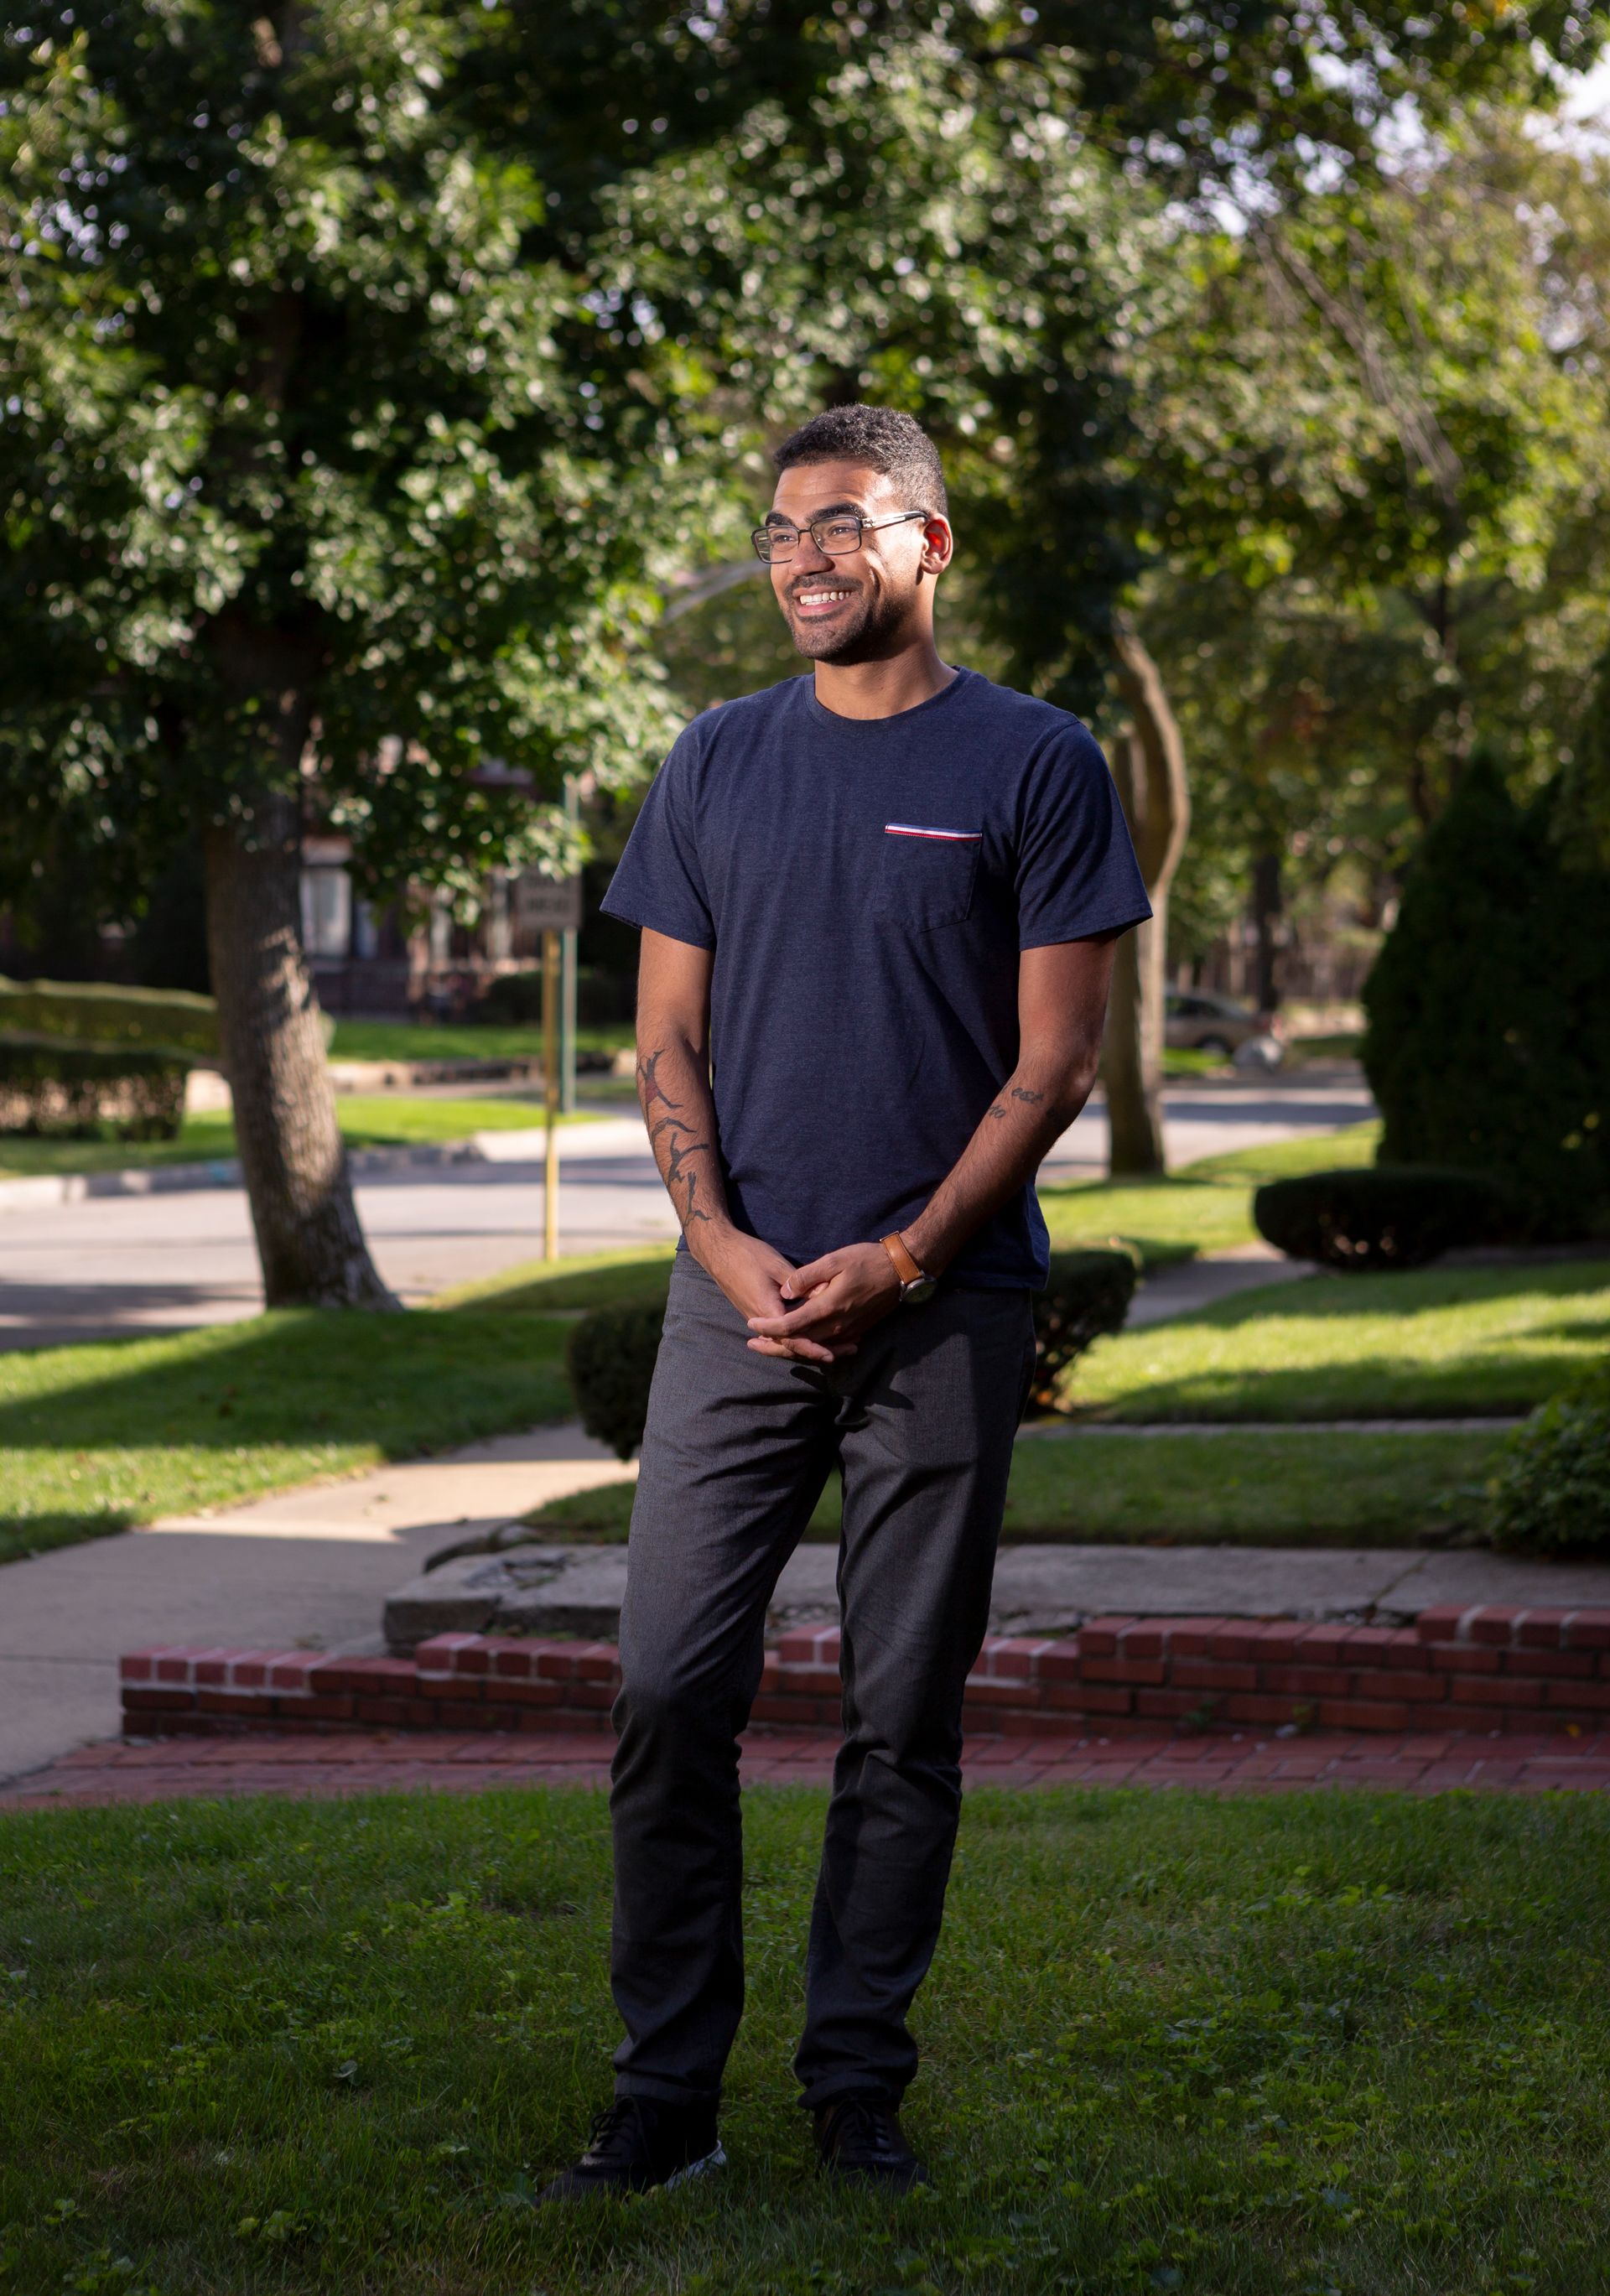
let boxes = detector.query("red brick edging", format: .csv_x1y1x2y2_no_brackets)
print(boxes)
122,1604,1610,1744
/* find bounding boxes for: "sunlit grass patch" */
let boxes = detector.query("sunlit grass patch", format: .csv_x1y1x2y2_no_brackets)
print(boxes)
1069,1261,1610,1421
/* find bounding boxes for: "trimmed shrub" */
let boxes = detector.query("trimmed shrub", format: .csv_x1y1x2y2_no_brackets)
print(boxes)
476,965,635,1030
1362,756,1610,1239
0,1043,187,1140
1253,1166,1509,1273
1031,1248,1138,1410
566,1294,670,1461
0,975,218,1061
1487,1362,1610,1558
475,969,544,1026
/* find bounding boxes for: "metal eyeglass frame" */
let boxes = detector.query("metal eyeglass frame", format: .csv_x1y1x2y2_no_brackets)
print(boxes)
750,509,928,564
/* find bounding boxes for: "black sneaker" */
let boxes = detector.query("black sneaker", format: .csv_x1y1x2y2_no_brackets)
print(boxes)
813,2095,928,2191
538,2096,725,2201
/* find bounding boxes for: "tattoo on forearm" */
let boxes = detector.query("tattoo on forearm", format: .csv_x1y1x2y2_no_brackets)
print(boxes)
636,1048,683,1113
985,1103,1009,1122
663,1132,714,1228
637,1043,719,1228
1010,1086,1046,1106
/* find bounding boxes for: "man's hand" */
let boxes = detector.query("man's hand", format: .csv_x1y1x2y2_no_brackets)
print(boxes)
744,1240,901,1361
695,1228,828,1364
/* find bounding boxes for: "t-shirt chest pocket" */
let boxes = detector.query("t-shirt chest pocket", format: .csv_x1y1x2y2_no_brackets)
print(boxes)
872,822,983,930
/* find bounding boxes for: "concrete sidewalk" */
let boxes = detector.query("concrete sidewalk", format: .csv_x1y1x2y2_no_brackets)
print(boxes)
0,1423,636,1786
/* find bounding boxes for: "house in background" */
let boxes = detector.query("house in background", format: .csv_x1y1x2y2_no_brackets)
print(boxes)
300,832,540,1018
299,833,636,1022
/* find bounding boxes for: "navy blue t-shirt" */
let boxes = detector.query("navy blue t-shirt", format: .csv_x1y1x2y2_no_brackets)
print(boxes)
601,668,1150,1287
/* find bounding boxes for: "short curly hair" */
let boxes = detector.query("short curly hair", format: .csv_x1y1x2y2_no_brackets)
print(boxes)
772,403,947,517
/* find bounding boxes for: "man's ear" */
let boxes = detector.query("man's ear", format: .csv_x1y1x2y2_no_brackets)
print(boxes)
919,515,953,577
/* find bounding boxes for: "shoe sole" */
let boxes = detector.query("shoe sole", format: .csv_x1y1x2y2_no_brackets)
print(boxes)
662,2143,727,2192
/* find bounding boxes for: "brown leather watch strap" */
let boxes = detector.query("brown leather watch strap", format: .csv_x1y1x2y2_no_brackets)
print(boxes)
880,1232,925,1287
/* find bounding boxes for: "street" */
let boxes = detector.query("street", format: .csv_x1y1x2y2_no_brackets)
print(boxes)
0,1073,1374,1350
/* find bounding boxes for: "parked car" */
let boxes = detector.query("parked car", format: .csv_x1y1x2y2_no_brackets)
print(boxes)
1164,990,1263,1058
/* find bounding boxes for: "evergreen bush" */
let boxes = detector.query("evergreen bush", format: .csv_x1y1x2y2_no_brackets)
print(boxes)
475,970,545,1026
1253,1166,1509,1272
566,1294,670,1461
1486,1361,1610,1558
1031,1248,1138,1409
1362,756,1610,1239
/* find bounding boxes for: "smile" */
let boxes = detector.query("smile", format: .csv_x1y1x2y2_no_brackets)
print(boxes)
792,587,856,610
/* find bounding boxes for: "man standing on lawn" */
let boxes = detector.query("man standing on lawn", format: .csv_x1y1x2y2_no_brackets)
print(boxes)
542,404,1150,2200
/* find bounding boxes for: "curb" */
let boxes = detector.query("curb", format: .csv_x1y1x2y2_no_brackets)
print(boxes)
122,1605,1610,1744
0,1135,532,1208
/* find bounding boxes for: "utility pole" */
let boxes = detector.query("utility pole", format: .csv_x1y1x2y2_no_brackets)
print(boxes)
541,926,561,1259
561,775,579,1115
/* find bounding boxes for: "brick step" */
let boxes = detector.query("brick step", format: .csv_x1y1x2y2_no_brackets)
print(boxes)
122,1604,1610,1743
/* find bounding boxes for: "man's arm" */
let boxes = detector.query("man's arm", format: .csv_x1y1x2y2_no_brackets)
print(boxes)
636,929,841,1365
745,933,1119,1355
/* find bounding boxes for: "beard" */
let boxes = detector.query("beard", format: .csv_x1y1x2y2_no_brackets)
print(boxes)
783,577,914,664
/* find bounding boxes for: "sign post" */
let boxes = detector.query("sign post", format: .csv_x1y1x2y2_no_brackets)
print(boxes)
515,872,583,1262
542,927,561,1260
561,777,580,1115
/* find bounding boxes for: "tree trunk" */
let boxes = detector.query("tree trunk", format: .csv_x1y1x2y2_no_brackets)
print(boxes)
202,792,397,1309
1100,626,1191,1177
1251,848,1283,1012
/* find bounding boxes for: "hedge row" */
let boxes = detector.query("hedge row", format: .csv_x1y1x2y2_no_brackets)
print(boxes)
0,974,219,1062
0,1043,187,1140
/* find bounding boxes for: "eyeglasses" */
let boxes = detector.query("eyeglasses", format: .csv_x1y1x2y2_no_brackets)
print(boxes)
750,509,927,564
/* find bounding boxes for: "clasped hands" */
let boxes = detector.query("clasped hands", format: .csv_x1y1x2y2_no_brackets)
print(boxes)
700,1228,902,1364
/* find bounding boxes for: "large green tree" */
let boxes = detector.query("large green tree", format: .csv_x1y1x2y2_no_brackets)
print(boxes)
606,8,1599,1166
1132,101,1610,997
0,1,697,1303
5,0,1600,1275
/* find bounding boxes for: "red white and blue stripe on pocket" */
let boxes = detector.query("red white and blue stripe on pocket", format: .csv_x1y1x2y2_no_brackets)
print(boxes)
883,823,982,840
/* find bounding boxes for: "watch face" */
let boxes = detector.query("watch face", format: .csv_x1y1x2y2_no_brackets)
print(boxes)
904,1275,938,1305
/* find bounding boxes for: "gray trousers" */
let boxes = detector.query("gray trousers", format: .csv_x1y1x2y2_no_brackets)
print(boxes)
610,1256,1036,2112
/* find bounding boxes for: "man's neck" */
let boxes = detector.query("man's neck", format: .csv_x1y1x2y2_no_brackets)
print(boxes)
811,634,957,721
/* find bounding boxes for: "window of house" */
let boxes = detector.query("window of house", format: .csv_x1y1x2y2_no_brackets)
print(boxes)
300,866,352,958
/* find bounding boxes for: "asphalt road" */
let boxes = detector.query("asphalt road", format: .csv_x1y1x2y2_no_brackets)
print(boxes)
0,1073,1374,1350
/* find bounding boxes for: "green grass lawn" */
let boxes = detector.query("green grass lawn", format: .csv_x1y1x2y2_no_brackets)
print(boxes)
1069,1261,1610,1421
1041,1123,1380,1267
5,1125,1581,1571
0,1098,599,1178
3,1786,1606,2295
0,1312,573,1566
433,1244,678,1314
330,1021,634,1063
528,1426,1504,1549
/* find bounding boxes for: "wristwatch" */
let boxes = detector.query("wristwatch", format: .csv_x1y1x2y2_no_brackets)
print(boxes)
880,1231,937,1306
